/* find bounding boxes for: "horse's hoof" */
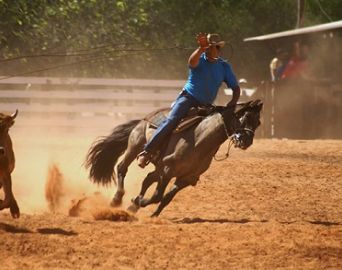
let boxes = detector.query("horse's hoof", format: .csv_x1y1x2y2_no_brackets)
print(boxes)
10,201,20,219
110,198,122,207
132,195,143,206
0,199,9,210
127,203,139,214
10,207,20,219
110,191,124,207
150,212,159,218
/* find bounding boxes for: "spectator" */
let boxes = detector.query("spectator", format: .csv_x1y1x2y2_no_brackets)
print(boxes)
270,48,288,82
280,41,308,80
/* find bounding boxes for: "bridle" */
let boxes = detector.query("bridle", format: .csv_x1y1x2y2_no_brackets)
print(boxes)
234,127,255,135
214,111,256,161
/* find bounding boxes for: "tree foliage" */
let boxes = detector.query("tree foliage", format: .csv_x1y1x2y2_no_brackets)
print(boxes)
0,0,340,79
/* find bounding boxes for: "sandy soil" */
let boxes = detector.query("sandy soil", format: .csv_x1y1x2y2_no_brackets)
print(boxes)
0,132,341,269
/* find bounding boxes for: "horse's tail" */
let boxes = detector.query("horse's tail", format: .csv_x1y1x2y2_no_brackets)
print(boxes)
85,119,141,186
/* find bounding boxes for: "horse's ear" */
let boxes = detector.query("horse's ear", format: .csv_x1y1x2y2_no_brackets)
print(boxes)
235,101,252,116
249,100,258,107
249,99,263,112
255,100,263,112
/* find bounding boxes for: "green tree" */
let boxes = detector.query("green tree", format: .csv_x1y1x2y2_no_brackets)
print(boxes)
0,0,340,79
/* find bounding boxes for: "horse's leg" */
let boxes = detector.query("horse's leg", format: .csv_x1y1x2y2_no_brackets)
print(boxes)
111,147,141,206
0,179,2,205
0,172,19,218
127,170,160,212
151,178,189,217
0,174,10,210
138,173,172,208
136,170,159,201
111,122,146,206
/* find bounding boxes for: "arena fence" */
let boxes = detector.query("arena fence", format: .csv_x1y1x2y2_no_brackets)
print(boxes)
0,77,185,134
256,80,342,139
4,76,336,138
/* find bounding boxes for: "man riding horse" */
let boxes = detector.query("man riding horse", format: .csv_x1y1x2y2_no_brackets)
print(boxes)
137,33,241,168
85,33,263,216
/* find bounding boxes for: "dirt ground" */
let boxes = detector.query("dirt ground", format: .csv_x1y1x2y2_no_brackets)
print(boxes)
0,132,341,269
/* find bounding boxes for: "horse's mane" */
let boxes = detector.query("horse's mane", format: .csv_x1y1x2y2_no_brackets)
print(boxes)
235,99,262,115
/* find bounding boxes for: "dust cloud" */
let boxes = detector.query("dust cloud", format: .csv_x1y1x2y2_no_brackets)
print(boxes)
68,192,136,221
7,123,149,217
45,164,65,212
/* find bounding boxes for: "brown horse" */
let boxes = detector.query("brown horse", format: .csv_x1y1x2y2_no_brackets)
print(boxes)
86,100,263,217
0,110,20,218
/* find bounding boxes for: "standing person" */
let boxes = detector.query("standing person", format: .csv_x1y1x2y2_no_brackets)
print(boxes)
270,48,288,82
137,33,241,168
280,41,308,81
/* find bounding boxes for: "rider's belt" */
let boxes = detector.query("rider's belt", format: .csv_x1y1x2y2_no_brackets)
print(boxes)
180,90,201,104
180,90,191,97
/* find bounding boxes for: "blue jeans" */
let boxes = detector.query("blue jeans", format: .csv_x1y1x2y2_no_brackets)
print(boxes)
144,91,202,154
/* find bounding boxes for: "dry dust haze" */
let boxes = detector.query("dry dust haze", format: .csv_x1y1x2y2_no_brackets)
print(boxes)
6,123,152,218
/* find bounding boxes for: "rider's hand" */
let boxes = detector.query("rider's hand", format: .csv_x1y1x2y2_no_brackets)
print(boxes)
196,32,209,49
226,100,237,108
226,101,237,112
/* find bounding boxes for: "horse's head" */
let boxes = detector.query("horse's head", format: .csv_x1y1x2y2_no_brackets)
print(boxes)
232,100,263,150
0,110,18,156
0,110,18,132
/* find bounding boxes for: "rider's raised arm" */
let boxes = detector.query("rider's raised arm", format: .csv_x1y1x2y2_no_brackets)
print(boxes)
188,33,209,68
188,47,206,68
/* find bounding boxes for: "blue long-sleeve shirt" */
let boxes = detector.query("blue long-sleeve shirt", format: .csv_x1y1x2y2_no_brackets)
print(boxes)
183,53,239,104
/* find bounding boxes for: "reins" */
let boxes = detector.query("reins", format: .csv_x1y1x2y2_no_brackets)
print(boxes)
214,137,235,161
214,114,235,161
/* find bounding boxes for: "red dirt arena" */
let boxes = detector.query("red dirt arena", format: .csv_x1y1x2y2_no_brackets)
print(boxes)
0,132,341,269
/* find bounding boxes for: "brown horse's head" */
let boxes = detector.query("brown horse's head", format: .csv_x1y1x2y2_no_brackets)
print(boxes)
0,110,18,156
0,110,18,130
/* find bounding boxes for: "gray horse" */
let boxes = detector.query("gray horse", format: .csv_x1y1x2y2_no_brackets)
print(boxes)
86,100,263,217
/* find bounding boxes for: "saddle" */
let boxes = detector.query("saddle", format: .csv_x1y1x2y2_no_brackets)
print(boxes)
144,105,216,133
